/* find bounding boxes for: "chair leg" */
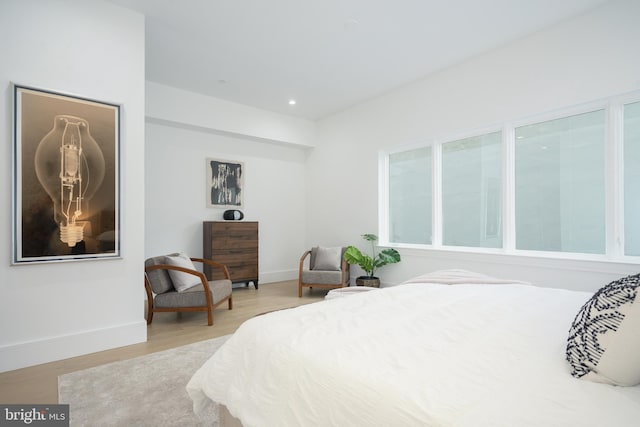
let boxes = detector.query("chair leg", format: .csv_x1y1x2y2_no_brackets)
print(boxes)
146,299,154,325
207,307,213,326
298,282,302,297
228,296,233,310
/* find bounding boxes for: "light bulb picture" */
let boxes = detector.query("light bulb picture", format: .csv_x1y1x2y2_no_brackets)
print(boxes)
35,115,105,247
13,85,120,263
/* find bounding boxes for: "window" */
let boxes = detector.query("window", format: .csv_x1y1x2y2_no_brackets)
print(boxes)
442,132,502,248
383,92,640,260
389,147,431,244
624,101,640,256
515,110,606,254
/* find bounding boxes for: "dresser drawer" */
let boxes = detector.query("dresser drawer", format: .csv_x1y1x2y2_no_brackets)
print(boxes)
204,221,259,287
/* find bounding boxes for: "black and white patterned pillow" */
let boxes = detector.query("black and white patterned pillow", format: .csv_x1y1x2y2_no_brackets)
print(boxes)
566,273,640,386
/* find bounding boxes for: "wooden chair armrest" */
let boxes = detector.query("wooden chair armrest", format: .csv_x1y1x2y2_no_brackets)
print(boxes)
144,264,211,298
341,258,350,284
191,257,231,280
299,250,312,273
144,273,154,298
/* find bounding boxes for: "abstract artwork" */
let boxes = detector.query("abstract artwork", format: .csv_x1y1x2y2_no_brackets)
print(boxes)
12,84,120,264
207,158,243,208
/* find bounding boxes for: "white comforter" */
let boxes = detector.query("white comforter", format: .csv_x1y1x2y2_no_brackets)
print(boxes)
187,282,640,427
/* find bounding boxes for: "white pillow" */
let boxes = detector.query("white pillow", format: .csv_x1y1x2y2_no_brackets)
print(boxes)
165,254,201,292
566,273,640,386
313,246,342,271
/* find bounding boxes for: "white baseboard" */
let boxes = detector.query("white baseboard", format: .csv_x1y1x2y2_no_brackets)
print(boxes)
0,321,147,373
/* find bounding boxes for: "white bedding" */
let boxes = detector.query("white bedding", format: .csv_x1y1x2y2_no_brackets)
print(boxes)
187,281,640,427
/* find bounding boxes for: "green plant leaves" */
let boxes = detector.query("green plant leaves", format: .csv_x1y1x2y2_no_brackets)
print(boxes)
361,234,378,242
378,248,401,264
344,246,375,276
343,235,401,277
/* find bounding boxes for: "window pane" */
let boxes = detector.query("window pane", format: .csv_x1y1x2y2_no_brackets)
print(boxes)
389,147,431,244
515,110,605,254
442,132,502,248
624,101,640,256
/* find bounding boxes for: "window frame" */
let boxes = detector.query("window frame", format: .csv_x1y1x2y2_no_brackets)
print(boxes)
440,130,504,249
386,145,433,245
620,96,640,257
380,91,640,263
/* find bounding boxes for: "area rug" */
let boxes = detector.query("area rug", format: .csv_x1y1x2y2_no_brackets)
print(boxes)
58,335,231,427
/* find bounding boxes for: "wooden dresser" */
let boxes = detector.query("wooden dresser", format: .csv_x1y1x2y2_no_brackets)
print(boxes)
203,221,258,289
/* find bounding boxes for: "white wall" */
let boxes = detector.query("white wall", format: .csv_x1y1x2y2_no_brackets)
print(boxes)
309,0,640,292
145,85,310,283
0,0,146,372
146,82,316,148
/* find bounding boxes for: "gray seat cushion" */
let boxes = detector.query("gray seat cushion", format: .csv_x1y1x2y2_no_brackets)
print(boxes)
302,270,343,285
154,279,232,308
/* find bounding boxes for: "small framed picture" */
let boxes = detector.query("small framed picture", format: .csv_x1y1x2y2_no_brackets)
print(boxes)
12,84,120,264
206,158,244,208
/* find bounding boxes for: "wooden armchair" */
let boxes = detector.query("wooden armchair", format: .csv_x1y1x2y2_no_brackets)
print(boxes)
144,253,233,326
299,247,350,297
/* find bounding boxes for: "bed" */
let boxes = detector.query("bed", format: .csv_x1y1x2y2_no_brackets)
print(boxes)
187,270,640,427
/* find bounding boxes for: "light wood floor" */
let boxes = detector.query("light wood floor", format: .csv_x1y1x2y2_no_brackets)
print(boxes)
0,280,327,404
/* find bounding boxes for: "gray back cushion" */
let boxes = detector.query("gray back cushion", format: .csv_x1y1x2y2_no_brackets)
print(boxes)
310,247,347,270
145,255,174,294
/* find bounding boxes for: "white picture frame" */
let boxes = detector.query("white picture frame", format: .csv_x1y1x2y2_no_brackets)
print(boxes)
12,84,121,264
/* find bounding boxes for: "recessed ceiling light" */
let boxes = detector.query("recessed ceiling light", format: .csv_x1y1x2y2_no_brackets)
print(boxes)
288,99,297,105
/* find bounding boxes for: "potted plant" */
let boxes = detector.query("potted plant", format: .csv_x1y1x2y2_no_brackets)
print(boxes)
343,234,401,287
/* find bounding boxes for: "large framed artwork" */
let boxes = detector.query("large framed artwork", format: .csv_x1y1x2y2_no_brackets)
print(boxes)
206,158,243,208
12,84,121,264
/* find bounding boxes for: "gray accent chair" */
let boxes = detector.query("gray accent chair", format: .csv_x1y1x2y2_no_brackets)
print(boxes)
298,247,350,297
144,254,232,326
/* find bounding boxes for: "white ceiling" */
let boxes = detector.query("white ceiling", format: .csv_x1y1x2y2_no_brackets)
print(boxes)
108,0,609,120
